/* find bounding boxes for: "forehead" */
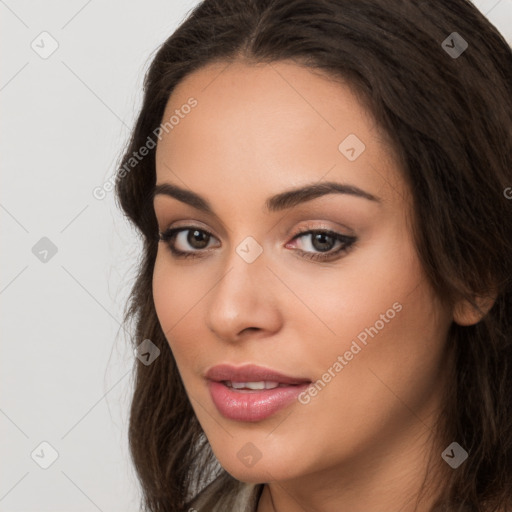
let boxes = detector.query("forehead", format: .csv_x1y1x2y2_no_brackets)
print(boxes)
155,60,404,206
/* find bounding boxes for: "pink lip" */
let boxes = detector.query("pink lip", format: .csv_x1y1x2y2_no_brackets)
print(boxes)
205,363,311,385
205,364,311,422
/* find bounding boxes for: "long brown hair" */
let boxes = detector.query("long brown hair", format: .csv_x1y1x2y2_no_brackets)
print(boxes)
114,0,512,510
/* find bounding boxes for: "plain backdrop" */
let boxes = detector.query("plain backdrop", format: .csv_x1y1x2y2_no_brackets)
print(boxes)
1,1,511,510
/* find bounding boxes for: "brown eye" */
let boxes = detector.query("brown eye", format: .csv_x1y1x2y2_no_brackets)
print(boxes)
185,229,210,249
288,229,357,262
309,232,337,252
159,227,218,258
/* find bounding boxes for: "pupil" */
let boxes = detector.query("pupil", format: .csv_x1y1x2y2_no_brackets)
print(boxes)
312,233,333,252
188,229,209,249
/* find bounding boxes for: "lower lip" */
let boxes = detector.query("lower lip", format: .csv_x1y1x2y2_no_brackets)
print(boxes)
207,380,310,422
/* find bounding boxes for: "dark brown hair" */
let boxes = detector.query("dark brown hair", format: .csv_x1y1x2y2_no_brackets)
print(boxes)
114,0,512,510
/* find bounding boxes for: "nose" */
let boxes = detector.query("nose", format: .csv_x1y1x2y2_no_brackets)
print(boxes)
205,245,283,343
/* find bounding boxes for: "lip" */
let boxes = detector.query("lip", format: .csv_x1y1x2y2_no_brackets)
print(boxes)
205,363,311,385
205,364,311,422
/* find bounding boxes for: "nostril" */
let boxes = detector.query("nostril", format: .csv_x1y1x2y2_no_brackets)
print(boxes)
240,327,260,334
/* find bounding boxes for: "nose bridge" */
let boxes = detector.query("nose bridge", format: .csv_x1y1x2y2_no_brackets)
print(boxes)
218,231,269,290
212,234,268,312
205,234,281,340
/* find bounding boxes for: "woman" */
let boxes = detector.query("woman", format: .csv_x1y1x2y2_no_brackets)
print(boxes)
115,0,512,510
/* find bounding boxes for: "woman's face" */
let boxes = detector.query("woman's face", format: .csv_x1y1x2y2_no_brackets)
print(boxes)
152,60,454,486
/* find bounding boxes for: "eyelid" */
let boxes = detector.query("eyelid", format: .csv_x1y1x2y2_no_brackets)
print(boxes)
290,220,354,235
159,221,354,244
155,209,231,240
158,218,214,234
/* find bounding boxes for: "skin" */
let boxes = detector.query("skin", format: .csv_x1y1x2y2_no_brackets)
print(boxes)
152,60,482,512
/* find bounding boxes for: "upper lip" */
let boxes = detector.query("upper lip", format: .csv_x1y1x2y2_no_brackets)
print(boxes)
205,364,311,385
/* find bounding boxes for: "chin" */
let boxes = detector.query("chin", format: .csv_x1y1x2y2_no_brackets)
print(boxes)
216,448,302,484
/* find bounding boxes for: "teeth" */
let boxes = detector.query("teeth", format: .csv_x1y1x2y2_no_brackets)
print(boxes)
224,381,281,390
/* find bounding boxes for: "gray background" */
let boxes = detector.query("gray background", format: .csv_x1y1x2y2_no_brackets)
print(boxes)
1,1,511,510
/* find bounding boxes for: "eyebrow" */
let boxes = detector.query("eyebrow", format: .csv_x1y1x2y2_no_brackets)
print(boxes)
153,181,380,214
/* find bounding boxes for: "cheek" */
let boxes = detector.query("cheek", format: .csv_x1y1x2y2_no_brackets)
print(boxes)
262,273,448,476
300,247,449,430
273,223,425,357
285,226,449,417
152,252,208,366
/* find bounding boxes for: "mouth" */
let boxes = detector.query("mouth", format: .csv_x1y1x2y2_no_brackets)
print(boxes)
221,380,301,390
205,364,312,422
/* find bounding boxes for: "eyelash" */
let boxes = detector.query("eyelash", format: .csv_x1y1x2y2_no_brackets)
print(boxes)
158,225,357,262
